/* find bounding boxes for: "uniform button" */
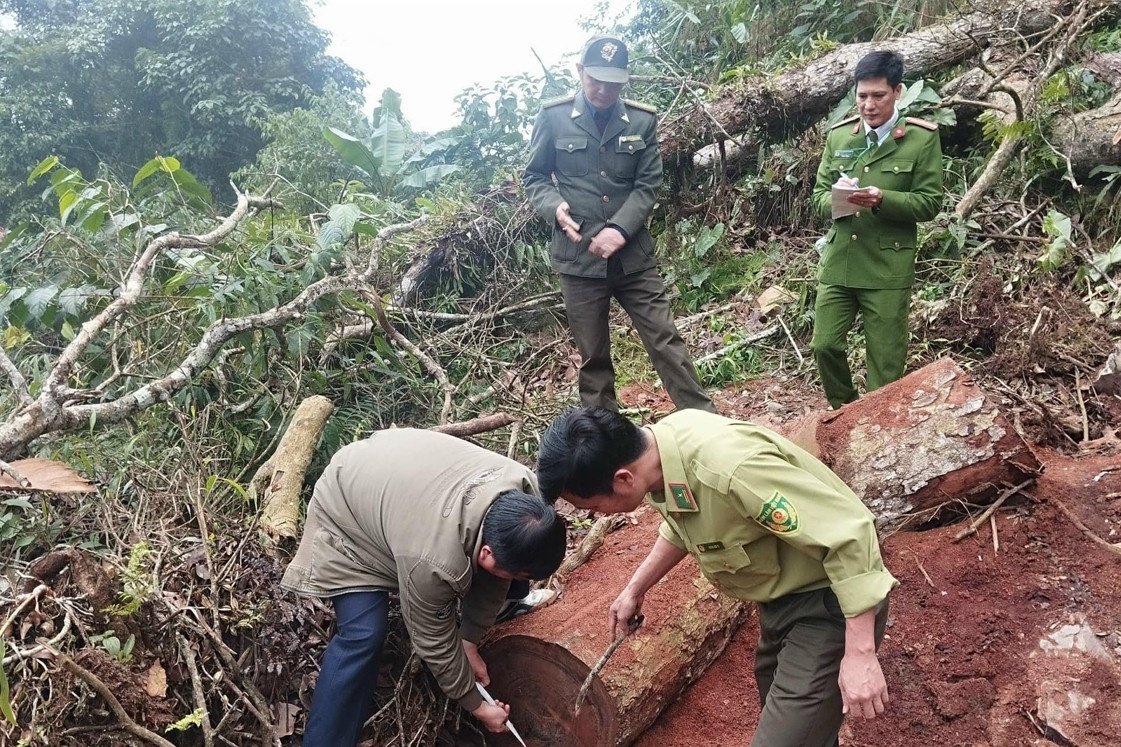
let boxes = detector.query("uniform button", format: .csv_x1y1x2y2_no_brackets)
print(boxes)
855,211,861,218
628,144,635,151
863,166,870,173
568,144,574,151
599,146,606,153
893,166,899,172
894,241,901,248
602,195,610,202
851,234,858,241
670,512,680,519
600,170,607,177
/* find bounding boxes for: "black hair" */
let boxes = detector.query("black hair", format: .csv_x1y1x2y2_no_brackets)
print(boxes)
536,407,646,503
481,490,567,579
854,51,904,88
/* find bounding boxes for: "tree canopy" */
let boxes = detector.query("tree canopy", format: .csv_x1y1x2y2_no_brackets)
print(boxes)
0,0,364,217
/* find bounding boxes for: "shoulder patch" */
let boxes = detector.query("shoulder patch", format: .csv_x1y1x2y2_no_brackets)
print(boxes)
623,98,657,114
542,94,575,109
905,116,939,131
830,115,860,130
755,491,800,534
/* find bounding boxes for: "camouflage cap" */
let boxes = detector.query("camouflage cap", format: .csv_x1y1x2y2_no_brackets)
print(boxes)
579,35,629,84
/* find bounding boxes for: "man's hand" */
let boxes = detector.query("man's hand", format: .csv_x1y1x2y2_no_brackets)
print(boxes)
845,185,883,208
607,589,644,640
840,606,888,719
588,226,627,260
839,650,889,718
462,640,489,686
471,701,511,733
835,174,860,189
555,202,582,242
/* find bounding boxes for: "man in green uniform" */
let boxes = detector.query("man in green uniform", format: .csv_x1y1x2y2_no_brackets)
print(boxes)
810,50,944,408
523,35,713,413
536,407,897,747
281,428,567,746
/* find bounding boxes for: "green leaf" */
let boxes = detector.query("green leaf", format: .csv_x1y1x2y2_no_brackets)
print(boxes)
694,223,725,258
133,157,165,186
825,88,856,129
1037,209,1072,271
0,638,17,726
27,155,59,184
58,286,89,316
132,154,180,186
24,286,59,319
323,127,382,178
316,204,362,253
370,114,406,174
897,79,924,110
401,164,460,189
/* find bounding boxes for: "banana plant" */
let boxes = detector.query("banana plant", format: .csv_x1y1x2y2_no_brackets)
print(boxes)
323,88,460,195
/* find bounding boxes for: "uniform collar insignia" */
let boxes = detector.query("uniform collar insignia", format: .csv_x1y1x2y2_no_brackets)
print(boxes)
621,109,629,123
648,424,699,512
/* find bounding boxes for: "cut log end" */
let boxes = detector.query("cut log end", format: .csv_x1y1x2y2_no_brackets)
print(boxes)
476,635,618,747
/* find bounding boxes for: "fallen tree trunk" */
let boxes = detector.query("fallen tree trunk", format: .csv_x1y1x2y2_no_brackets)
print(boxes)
481,507,750,747
783,357,1041,530
659,0,1071,166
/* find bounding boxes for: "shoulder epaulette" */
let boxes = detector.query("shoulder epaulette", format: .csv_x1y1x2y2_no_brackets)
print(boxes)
830,115,861,130
905,116,939,131
623,98,657,114
542,94,575,109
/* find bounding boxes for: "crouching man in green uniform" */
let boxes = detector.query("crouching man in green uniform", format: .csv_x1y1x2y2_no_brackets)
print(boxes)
810,50,944,408
281,429,567,746
536,407,898,747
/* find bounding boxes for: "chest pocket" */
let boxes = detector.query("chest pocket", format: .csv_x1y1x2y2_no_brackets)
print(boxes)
879,159,914,188
612,137,647,178
694,543,778,597
555,137,589,176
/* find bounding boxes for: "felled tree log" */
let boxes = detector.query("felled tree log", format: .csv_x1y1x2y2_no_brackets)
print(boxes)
783,357,1041,529
253,395,334,538
1050,91,1121,174
481,508,750,747
658,0,1072,166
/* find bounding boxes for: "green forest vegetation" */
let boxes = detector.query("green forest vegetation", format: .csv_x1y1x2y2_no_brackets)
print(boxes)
1,0,1119,744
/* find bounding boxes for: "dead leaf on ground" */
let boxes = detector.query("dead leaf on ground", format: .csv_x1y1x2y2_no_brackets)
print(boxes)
146,659,168,698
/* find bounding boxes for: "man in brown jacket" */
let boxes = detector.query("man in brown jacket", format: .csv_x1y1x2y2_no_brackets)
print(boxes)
281,429,567,746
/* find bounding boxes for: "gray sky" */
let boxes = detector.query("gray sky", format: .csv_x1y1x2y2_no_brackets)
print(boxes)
313,0,632,132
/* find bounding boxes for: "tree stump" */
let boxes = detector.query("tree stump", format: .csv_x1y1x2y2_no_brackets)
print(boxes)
478,508,750,747
783,357,1041,529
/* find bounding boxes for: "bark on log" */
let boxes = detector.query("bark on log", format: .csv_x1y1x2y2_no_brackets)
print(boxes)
1050,91,1121,174
480,507,750,747
253,395,334,538
782,357,1041,530
659,0,1070,166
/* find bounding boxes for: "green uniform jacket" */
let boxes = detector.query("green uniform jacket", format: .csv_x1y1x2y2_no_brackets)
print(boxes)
647,410,898,617
523,92,661,278
281,429,538,712
811,116,943,289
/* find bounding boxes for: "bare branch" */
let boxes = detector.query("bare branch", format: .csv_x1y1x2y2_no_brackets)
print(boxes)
0,345,33,408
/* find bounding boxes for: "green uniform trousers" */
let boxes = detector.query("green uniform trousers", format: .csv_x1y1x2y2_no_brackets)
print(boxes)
557,259,713,413
811,283,912,409
751,588,890,747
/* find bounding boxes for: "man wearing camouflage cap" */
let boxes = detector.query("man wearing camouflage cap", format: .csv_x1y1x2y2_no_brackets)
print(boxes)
524,35,714,414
